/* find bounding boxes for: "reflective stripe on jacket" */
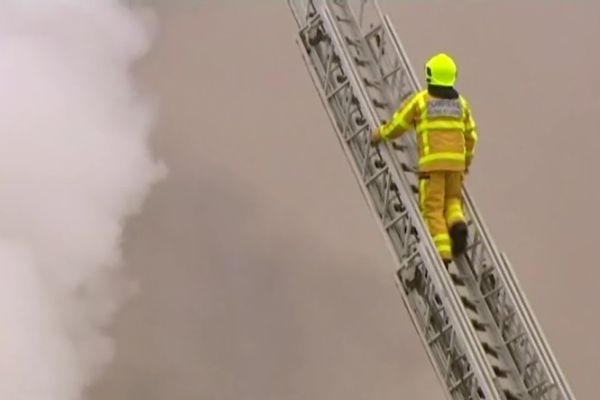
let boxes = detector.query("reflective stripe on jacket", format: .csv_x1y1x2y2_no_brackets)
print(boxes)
379,89,478,172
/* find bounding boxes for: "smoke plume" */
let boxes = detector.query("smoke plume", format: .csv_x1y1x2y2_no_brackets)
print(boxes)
0,1,165,399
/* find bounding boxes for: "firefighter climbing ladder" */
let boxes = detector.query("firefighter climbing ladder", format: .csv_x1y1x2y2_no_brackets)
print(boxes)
287,1,576,399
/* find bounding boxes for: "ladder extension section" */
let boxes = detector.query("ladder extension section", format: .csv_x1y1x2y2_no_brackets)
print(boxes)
287,1,576,400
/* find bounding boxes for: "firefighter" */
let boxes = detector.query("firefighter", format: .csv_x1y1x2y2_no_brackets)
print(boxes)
371,53,478,266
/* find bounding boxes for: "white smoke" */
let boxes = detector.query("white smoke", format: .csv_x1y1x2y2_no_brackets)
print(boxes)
0,1,165,399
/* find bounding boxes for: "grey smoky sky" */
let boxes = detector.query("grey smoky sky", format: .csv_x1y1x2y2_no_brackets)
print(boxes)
91,2,600,399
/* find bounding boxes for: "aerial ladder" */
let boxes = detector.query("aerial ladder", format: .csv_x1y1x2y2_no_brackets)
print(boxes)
287,1,577,399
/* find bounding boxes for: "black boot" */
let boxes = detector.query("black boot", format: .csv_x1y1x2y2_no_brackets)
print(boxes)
443,259,452,269
449,221,468,256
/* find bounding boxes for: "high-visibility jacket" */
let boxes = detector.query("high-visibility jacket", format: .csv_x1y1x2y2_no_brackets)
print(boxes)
379,89,478,172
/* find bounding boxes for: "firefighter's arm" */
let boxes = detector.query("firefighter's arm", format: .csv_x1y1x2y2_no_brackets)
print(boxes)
371,93,419,145
462,99,478,170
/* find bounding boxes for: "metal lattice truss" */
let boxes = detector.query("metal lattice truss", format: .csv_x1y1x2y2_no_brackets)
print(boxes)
288,1,576,400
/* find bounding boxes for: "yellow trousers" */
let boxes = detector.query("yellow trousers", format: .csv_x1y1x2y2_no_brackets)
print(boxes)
418,171,466,260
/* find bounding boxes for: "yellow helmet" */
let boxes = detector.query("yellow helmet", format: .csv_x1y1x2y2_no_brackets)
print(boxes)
425,53,457,87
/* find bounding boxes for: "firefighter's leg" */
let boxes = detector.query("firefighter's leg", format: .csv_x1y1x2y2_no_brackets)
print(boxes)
445,171,468,256
419,171,452,263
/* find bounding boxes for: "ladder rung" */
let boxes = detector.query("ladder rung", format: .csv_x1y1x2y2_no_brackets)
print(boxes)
384,210,408,230
505,332,526,346
527,380,552,395
336,15,352,23
523,358,539,374
450,371,474,392
427,323,453,345
449,352,467,367
382,64,404,82
326,80,350,100
483,285,503,299
365,24,383,39
398,250,420,273
466,237,482,251
536,382,557,396
299,14,322,35
430,302,445,316
501,310,517,327
345,125,367,143
364,23,383,40
365,166,387,186
305,25,328,47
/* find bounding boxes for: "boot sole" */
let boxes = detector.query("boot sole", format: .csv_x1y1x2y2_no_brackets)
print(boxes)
450,222,468,256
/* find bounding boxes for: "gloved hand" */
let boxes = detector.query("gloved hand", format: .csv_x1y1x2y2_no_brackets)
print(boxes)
370,127,383,146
